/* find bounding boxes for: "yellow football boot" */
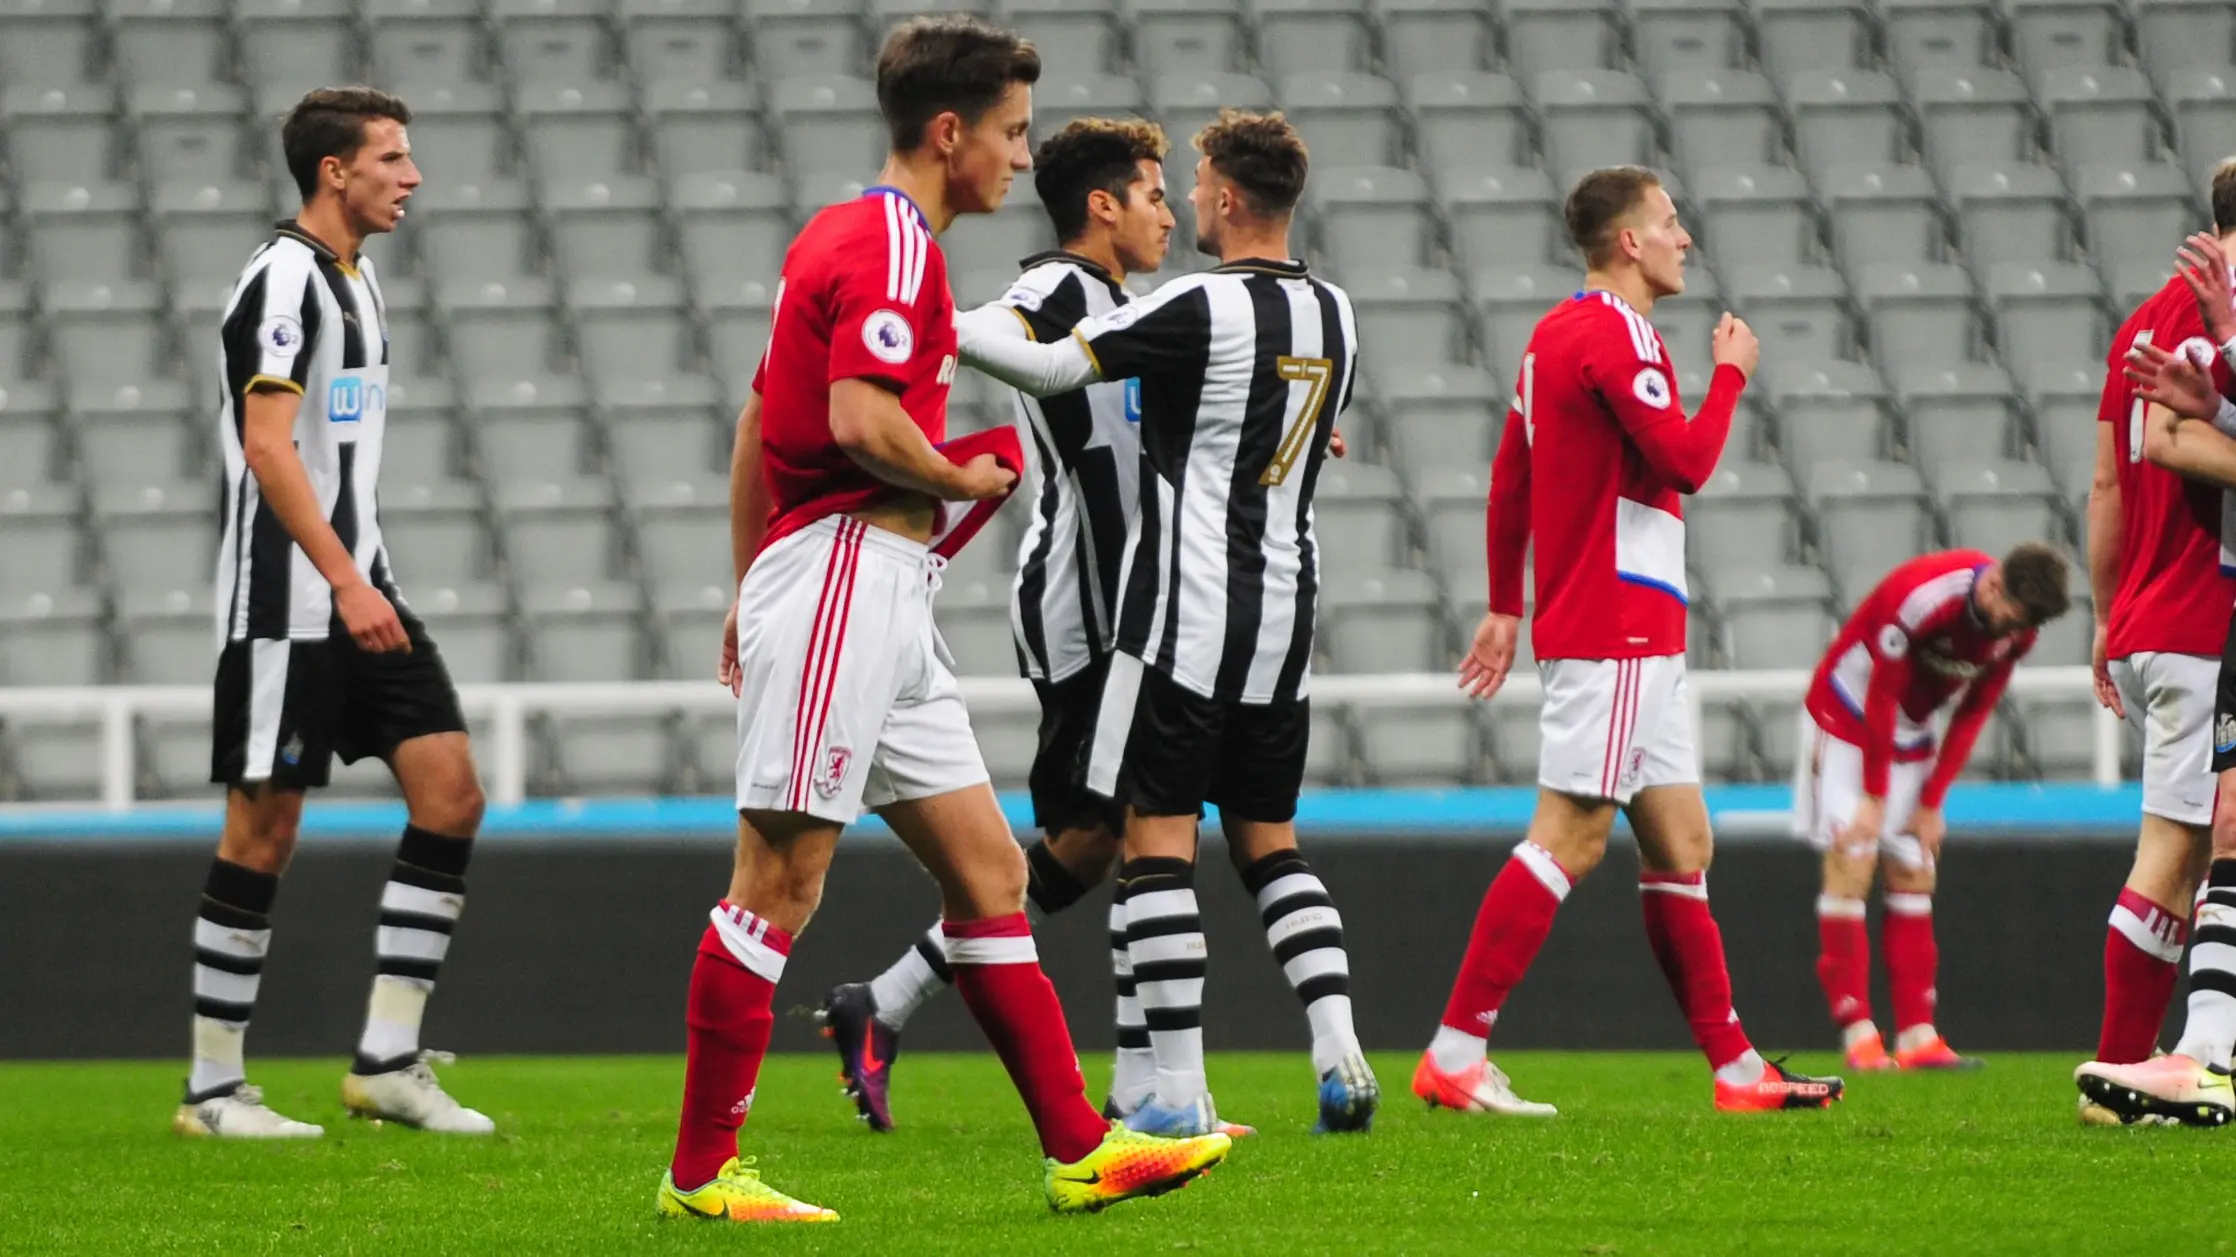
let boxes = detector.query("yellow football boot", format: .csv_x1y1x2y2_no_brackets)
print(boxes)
656,1157,838,1223
1043,1121,1232,1214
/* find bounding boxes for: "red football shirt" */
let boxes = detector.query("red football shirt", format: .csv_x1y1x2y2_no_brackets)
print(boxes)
751,187,959,552
1487,289,1746,660
2100,274,2234,659
1804,549,2033,807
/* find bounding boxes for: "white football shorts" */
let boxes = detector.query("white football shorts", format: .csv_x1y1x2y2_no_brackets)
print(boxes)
732,515,989,824
1791,710,1932,870
1536,653,1699,806
2108,651,2217,827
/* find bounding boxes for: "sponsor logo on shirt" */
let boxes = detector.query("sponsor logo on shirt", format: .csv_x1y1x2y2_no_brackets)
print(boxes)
1124,377,1142,424
258,315,303,358
862,309,915,364
328,377,384,424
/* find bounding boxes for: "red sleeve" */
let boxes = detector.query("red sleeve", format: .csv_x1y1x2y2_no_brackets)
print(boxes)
1859,620,1913,799
1582,318,1745,492
749,277,784,398
1922,652,2020,808
1487,403,1530,616
824,212,931,392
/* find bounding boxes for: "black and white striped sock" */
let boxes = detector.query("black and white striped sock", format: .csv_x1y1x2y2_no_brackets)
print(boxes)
2176,859,2236,1070
354,826,470,1075
1241,849,1361,1077
189,858,279,1101
1109,877,1155,1112
1123,857,1207,1109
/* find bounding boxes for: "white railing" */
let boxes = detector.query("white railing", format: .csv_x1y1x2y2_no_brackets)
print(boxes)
0,666,2118,809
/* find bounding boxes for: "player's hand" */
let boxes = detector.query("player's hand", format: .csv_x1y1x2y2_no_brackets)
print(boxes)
718,597,743,697
1711,312,1760,382
2091,622,2125,719
1329,428,1348,459
1909,806,1947,863
334,581,409,653
1835,794,1885,859
945,452,1018,501
1457,611,1521,700
2178,232,2236,346
2126,339,2220,421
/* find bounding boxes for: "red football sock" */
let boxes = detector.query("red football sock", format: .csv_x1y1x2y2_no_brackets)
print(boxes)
669,905,790,1190
2098,887,2186,1064
1640,871,1754,1071
1438,842,1571,1037
1814,895,1874,1030
1882,892,1939,1035
944,913,1107,1164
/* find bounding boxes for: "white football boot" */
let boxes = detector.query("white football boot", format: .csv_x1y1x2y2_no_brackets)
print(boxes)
341,1050,496,1134
173,1084,325,1139
1412,1052,1559,1117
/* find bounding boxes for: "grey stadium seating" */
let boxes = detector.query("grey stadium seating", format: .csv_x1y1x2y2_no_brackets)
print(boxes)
0,0,2175,798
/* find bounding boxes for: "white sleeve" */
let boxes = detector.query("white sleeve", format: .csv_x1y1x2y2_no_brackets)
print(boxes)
956,311,1099,397
2215,394,2236,437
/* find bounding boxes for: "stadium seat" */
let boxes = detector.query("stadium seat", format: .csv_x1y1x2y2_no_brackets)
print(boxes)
517,84,637,182
73,400,201,492
24,182,144,283
646,83,768,179
1881,0,1999,83
1948,162,2076,267
8,713,104,798
1854,262,1983,371
2024,596,2092,667
0,398,62,490
496,0,616,84
1821,163,1950,272
1374,0,1491,77
2026,365,2106,503
1915,68,2042,183
568,276,697,383
522,580,647,681
1694,164,1821,270
1661,70,1787,182
2136,0,2236,78
1416,466,1490,590
1898,363,2024,465
130,86,251,185
1385,367,1501,491
151,181,272,292
383,397,474,491
931,578,1016,677
601,375,730,491
1310,165,1433,272
368,0,492,85
1350,268,1470,371
1505,0,1621,73
1278,73,1403,170
653,580,729,681
1808,459,1938,597
0,287,40,389
623,0,740,84
673,170,790,290
1150,72,1274,166
106,0,228,89
1029,74,1145,141
1306,703,1358,786
403,85,514,183
632,477,731,589
382,481,497,587
1763,359,1894,468
1314,463,1410,582
0,484,87,592
47,282,169,390
942,193,1056,276
443,277,564,378
93,481,208,592
1687,461,1800,571
1533,69,1658,189
547,175,666,284
381,292,447,380
1440,166,1563,272
700,278,777,389
1406,72,1533,178
1937,460,2065,557
2075,162,2197,281
772,76,889,179
113,585,210,686
1256,0,1373,77
997,0,1122,78
1752,0,1873,78
1787,70,1910,186
2163,69,2236,194
747,0,869,79
2008,0,2127,82
1986,263,2110,388
1472,264,1580,369
1630,0,1747,77
1725,263,1855,364
0,587,103,686
498,479,622,588
408,582,515,683
1321,569,1442,674
3,84,121,185
0,0,101,88
539,707,678,791
2040,66,2166,174
2016,695,2097,780
471,374,596,482
1127,0,1245,76
1708,563,1838,671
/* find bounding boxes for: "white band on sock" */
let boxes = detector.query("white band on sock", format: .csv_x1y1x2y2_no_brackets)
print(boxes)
1885,892,1934,918
1640,876,1708,900
1816,895,1867,920
941,930,1038,966
709,905,789,983
1511,841,1572,902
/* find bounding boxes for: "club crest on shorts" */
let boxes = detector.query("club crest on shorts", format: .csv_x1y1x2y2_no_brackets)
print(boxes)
2217,714,2236,756
1621,745,1647,785
814,745,853,798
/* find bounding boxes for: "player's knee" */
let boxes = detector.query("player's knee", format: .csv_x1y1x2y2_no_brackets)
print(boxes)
979,840,1030,914
419,777,485,837
2213,811,2236,863
1824,850,1877,899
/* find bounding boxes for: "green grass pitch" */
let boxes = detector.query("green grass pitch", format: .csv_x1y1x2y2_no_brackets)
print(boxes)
1,1051,2228,1255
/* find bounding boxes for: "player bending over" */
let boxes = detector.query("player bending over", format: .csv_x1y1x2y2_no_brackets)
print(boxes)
1798,545,2070,1071
1417,165,1843,1116
2079,197,2236,1126
177,88,492,1141
819,116,1177,1132
956,110,1380,1137
2071,166,2236,1123
656,18,1230,1224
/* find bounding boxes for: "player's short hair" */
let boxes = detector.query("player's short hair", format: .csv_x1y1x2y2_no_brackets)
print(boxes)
1565,165,1665,268
2214,158,2236,234
876,15,1041,152
1193,109,1309,216
2000,542,2072,627
282,87,412,203
1034,118,1170,242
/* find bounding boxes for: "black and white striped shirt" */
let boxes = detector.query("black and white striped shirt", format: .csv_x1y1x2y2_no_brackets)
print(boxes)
1074,259,1360,705
215,222,398,642
991,252,1140,684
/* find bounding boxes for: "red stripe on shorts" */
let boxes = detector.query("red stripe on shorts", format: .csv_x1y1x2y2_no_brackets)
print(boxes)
789,520,856,810
797,520,865,809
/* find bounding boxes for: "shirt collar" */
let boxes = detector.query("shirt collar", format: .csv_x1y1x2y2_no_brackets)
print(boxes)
273,220,360,273
863,185,930,229
1212,257,1309,278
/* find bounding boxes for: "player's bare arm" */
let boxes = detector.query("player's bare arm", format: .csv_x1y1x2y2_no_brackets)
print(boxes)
719,391,772,695
1465,400,1532,700
240,385,407,653
2134,384,2236,488
829,377,1017,511
2085,421,2125,718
